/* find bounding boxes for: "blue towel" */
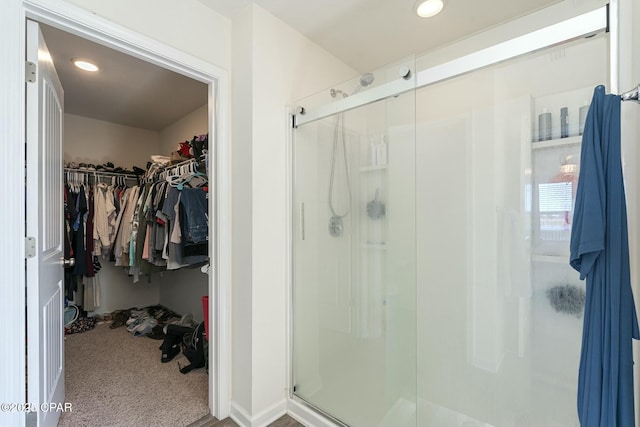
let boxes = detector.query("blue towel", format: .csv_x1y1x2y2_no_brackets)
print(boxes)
570,85,640,427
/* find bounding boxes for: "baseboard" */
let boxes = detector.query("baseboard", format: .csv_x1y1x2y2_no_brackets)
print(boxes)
230,401,252,427
230,399,287,427
252,398,287,426
287,398,341,427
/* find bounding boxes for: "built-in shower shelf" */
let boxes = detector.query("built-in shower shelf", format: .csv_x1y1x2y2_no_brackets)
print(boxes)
361,242,387,250
359,165,387,172
532,372,576,392
532,254,569,264
532,135,581,150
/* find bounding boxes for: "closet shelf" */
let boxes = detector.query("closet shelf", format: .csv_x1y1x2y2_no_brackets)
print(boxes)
532,135,581,150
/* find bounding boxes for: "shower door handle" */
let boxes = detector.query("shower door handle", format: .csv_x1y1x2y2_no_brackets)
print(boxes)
300,202,305,241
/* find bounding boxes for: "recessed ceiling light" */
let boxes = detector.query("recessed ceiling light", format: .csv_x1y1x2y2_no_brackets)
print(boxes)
415,0,444,18
73,59,99,72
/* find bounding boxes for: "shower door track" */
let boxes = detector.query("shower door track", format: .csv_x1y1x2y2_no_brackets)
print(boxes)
293,4,610,128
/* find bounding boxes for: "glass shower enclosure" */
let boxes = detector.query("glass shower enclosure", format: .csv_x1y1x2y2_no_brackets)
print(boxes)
291,8,610,427
292,58,417,427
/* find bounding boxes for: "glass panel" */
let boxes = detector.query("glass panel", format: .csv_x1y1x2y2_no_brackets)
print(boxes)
293,61,417,427
414,34,606,427
293,31,606,427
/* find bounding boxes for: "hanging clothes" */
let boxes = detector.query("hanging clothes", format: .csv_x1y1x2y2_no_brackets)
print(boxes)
570,85,640,427
63,186,75,300
71,185,89,277
93,181,117,255
75,156,210,282
84,188,95,277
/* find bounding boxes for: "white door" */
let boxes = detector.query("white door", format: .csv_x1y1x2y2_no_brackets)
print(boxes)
26,19,65,427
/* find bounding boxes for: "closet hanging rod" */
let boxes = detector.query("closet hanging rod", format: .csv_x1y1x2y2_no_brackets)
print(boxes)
621,84,639,102
157,158,203,176
63,168,139,179
165,157,200,172
143,157,204,183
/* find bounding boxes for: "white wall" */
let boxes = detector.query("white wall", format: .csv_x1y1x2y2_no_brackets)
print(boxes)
63,0,231,72
252,4,357,419
159,268,209,323
159,104,208,156
64,113,159,169
89,266,160,315
231,4,254,416
231,4,357,423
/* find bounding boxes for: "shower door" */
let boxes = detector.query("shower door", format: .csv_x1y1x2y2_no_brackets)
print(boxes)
293,24,609,427
292,64,417,427
413,34,608,427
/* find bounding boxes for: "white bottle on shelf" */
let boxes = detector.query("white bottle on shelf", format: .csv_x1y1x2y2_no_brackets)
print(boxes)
377,140,387,165
370,140,377,166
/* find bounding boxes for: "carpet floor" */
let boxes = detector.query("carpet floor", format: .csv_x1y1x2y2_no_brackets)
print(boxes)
59,322,209,427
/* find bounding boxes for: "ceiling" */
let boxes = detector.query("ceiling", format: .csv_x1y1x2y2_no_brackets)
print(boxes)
198,0,560,72
40,23,208,131
40,0,560,130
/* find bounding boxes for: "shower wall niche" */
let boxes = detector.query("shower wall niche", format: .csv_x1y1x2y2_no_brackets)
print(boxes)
292,31,608,427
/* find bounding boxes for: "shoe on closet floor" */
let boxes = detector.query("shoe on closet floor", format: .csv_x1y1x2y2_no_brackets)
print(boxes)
126,317,143,332
162,313,194,334
132,318,158,337
147,324,165,340
109,310,128,329
161,345,181,363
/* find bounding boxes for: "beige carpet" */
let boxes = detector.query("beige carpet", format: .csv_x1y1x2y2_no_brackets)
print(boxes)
59,322,209,427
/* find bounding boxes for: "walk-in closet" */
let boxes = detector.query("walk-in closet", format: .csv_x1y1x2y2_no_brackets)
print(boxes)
38,23,213,427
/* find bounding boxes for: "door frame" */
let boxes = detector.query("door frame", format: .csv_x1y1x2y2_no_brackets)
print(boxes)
0,0,232,424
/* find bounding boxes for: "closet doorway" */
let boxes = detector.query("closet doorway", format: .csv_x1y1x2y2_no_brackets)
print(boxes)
24,2,231,425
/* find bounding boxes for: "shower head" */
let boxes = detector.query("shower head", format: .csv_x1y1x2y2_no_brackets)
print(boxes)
351,73,375,95
330,73,375,99
360,73,375,87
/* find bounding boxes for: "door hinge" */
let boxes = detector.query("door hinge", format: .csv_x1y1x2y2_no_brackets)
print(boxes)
26,61,36,83
26,411,36,425
25,236,36,258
